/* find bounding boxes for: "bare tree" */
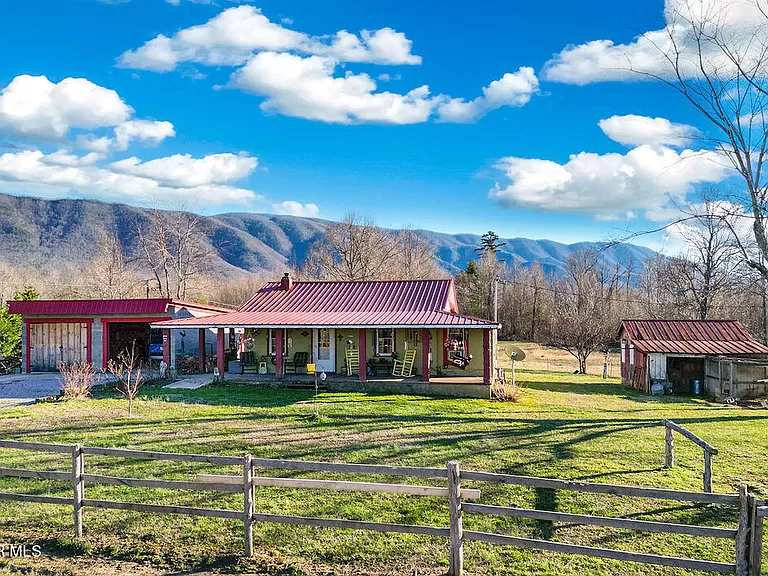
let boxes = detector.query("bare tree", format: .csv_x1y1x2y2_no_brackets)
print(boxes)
665,200,742,318
83,233,141,299
394,228,446,279
302,213,444,280
637,0,768,277
546,251,625,374
105,341,145,417
134,208,212,299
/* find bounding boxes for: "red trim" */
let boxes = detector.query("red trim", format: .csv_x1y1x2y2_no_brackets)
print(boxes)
198,328,206,372
25,318,93,372
483,329,491,384
25,321,30,374
443,328,448,366
359,329,367,382
421,328,430,382
216,328,225,377
100,316,170,370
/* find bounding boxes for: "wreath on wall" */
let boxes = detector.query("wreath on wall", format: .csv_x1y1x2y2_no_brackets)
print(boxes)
443,339,459,351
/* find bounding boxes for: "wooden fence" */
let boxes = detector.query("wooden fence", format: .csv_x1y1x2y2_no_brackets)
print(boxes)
663,418,719,492
0,439,763,576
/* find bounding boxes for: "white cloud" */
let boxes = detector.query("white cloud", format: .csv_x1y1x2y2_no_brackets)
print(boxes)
598,114,698,147
312,28,422,65
73,134,114,154
42,149,103,167
118,6,422,72
543,0,768,84
437,67,539,122
0,75,132,139
231,52,437,124
0,149,260,206
491,144,731,220
109,152,258,187
273,200,320,217
113,119,176,151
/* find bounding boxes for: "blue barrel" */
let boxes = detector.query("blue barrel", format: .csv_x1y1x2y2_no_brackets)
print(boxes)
690,379,702,395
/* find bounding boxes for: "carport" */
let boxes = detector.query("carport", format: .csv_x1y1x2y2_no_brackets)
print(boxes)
8,299,232,373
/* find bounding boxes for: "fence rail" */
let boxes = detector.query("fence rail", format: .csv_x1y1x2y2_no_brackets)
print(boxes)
662,419,718,493
0,439,762,576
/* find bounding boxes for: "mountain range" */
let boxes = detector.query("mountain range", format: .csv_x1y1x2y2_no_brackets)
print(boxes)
0,192,656,277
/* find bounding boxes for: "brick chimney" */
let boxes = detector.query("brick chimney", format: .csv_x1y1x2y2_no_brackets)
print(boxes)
279,272,293,291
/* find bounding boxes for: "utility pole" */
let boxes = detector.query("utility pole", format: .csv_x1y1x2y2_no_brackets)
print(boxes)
494,275,499,323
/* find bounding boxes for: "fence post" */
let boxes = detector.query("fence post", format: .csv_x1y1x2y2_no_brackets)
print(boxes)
703,450,713,493
71,444,84,538
447,461,463,576
736,484,750,576
748,493,763,576
664,424,674,468
243,455,254,556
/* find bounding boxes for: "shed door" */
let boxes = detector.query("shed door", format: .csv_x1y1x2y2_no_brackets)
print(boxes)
29,322,88,372
648,354,667,381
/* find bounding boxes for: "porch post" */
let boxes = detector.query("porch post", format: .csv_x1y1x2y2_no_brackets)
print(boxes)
359,329,367,382
482,329,491,385
276,328,284,378
216,328,225,378
198,328,206,372
162,329,171,370
421,328,430,382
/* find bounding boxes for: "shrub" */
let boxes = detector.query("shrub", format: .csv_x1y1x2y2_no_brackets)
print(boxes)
58,361,95,399
491,371,523,402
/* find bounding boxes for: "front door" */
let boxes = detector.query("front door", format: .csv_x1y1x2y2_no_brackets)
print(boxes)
314,328,335,373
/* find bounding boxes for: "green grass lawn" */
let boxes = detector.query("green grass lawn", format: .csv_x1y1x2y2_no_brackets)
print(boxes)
0,371,766,575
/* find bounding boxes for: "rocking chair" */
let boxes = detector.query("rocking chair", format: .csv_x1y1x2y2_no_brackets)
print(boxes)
392,349,417,378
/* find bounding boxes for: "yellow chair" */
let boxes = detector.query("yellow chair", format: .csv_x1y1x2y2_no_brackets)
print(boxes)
392,350,417,377
345,349,360,376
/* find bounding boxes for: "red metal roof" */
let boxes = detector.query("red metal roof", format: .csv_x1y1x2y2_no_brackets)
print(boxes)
152,309,496,329
8,298,232,317
151,279,498,329
620,319,768,355
240,279,457,314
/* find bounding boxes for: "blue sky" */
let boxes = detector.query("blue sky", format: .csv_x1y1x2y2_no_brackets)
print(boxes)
0,0,736,247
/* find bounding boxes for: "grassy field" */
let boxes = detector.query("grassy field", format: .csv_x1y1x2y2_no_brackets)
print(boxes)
498,342,622,377
0,371,766,575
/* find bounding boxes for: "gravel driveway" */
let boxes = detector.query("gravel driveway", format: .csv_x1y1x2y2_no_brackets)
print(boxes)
0,373,62,407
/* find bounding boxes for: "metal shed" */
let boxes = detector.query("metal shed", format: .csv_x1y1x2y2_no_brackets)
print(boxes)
618,319,768,397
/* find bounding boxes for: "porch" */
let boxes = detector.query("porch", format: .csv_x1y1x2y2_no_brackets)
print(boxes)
160,326,495,385
221,372,490,399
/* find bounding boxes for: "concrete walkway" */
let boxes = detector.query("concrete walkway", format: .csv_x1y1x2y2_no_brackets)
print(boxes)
163,374,214,390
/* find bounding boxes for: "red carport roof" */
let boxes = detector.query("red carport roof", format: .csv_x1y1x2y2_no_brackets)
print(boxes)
8,298,232,316
620,319,768,355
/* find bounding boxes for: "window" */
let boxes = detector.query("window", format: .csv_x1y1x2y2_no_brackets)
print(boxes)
447,328,469,361
376,328,394,356
268,329,287,356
